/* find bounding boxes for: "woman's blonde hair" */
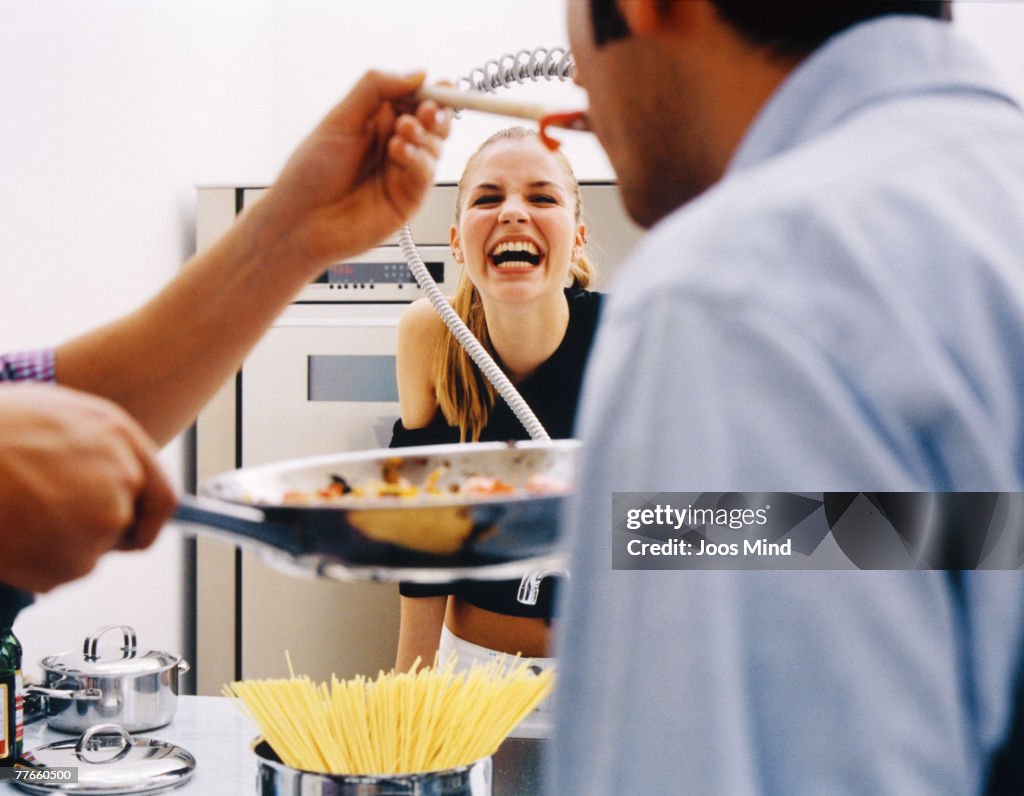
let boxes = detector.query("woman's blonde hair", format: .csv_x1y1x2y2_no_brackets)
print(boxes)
435,127,595,441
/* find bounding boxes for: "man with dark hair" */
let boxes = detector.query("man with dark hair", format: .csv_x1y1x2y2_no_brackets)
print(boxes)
552,1,1024,793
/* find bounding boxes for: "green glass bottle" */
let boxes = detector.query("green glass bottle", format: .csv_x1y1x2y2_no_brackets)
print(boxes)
0,627,23,765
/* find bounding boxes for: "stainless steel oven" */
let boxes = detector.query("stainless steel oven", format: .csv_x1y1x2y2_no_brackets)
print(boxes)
189,182,639,695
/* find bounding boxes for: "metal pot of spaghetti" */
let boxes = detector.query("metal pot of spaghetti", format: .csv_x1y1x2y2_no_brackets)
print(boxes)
225,656,552,795
171,440,577,583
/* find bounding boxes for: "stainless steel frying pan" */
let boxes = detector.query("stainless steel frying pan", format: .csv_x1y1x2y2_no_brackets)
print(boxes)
172,439,577,583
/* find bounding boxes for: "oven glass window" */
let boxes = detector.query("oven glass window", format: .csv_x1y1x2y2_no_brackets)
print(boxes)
307,355,398,402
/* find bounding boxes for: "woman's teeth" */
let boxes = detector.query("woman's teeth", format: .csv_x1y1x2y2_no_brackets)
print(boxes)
490,241,542,267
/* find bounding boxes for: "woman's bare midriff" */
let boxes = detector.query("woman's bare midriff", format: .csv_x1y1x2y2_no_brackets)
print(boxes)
445,597,551,657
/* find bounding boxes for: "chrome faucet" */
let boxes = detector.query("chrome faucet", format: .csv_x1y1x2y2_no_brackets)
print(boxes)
516,568,568,605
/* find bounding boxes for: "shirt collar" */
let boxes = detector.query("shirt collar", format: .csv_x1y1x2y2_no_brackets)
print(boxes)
728,16,1020,175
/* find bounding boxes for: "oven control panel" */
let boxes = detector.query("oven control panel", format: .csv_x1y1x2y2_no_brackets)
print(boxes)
293,246,456,302
315,259,445,291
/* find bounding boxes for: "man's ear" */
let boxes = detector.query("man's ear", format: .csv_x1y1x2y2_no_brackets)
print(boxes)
618,0,702,37
616,0,660,36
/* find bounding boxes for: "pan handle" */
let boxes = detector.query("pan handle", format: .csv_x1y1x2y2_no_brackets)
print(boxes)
172,494,306,556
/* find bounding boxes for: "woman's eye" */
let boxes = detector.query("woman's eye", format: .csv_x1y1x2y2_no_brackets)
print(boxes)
531,195,558,205
472,195,501,206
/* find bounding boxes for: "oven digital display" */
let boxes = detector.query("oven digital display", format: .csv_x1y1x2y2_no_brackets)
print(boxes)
314,261,444,285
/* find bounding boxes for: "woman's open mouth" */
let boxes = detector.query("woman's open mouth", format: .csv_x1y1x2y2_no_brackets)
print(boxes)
489,240,543,269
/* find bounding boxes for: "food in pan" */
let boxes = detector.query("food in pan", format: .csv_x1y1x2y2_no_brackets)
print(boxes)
280,456,570,506
281,459,446,503
224,655,554,775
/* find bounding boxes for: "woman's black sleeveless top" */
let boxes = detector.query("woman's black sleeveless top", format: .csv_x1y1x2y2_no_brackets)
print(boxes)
392,288,603,619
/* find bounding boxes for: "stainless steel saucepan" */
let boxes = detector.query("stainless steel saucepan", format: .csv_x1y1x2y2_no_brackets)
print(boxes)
173,440,578,583
28,625,189,734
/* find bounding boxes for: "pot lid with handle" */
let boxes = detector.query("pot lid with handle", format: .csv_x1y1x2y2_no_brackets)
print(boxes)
14,724,195,794
39,626,184,678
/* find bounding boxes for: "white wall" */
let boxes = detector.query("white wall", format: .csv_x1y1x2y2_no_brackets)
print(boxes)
3,0,1022,679
257,0,611,183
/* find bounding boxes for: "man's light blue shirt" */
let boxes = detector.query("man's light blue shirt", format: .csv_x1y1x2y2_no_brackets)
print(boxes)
552,17,1024,795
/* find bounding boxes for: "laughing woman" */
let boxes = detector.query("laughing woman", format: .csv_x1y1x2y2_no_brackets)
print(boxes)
391,127,603,676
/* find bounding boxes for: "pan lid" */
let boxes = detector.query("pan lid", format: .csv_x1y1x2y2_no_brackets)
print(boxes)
40,626,180,677
14,724,195,794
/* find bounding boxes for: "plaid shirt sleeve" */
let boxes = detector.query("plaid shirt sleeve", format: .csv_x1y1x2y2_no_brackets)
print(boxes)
0,348,57,382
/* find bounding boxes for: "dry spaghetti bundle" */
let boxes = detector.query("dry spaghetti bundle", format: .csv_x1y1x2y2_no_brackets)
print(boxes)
223,656,554,775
